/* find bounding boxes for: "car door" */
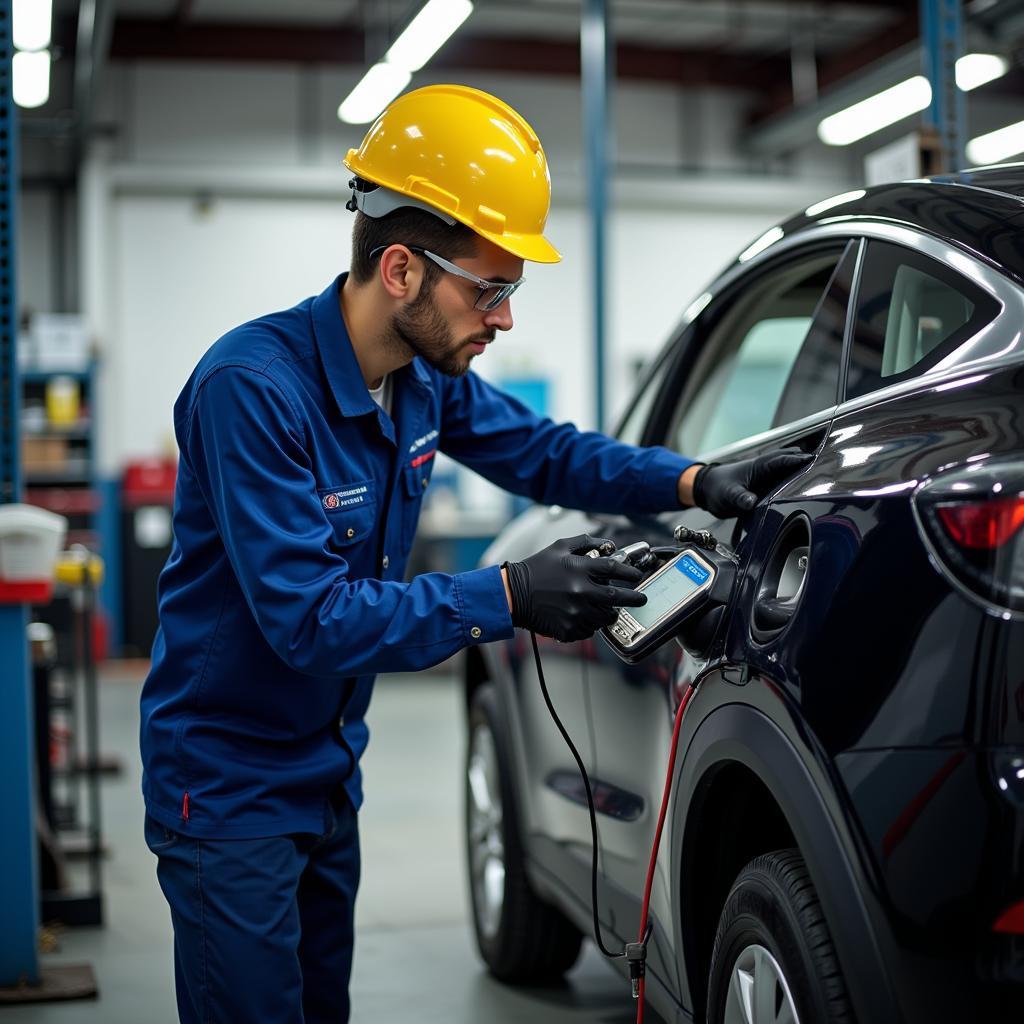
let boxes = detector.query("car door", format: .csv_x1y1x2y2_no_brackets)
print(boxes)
584,237,859,998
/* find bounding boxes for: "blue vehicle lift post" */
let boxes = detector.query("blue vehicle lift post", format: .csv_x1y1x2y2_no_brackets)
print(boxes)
582,0,613,430
0,0,41,989
920,0,965,172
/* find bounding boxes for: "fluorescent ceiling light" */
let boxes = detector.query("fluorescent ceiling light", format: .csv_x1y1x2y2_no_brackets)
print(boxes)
338,63,412,125
385,0,474,73
955,53,1009,92
818,76,931,146
338,0,474,125
13,0,51,52
966,119,1024,165
738,226,784,263
818,54,1009,148
13,50,50,109
804,189,867,217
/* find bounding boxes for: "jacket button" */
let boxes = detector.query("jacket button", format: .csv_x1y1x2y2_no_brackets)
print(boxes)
346,527,355,538
422,478,429,488
470,626,482,639
382,554,390,570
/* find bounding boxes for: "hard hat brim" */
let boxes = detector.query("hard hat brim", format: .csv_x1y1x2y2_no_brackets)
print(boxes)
483,229,562,265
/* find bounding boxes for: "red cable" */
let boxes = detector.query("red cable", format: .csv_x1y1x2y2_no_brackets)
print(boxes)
634,684,696,1024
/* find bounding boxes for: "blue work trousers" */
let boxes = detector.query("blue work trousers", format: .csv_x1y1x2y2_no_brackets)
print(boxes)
146,795,360,1023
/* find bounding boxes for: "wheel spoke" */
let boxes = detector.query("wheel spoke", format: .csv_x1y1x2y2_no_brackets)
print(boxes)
735,964,755,1024
753,947,778,1023
724,944,801,1024
467,722,506,941
467,757,492,816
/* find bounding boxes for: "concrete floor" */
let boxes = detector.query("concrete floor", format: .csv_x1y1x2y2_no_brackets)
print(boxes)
6,666,659,1023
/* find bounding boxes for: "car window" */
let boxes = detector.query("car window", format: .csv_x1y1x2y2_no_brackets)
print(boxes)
667,246,848,456
845,239,1001,401
616,346,675,447
773,240,858,427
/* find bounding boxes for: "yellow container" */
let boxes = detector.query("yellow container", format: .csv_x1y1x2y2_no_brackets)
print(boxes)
45,375,81,428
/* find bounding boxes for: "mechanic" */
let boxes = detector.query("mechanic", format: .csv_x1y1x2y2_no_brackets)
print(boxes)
139,83,810,1024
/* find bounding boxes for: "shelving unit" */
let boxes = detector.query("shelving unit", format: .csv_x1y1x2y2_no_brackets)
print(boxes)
19,362,101,557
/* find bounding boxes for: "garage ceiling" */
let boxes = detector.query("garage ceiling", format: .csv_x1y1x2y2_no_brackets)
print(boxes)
41,0,1024,131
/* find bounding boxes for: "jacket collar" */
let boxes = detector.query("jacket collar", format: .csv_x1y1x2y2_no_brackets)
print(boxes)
312,274,434,420
311,274,377,419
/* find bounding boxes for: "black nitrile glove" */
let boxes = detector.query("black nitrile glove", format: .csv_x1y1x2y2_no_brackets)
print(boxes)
692,448,813,519
504,534,647,642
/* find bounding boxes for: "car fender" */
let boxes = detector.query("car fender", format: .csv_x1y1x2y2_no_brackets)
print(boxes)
669,701,903,1024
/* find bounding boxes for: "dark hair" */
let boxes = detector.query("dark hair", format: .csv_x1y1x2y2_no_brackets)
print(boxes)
349,203,479,286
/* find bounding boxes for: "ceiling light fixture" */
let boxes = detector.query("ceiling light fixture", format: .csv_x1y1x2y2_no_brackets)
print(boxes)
955,53,1009,91
338,63,412,125
13,0,51,53
966,119,1024,165
818,54,1009,147
818,76,932,146
338,0,474,125
13,49,51,109
384,0,474,73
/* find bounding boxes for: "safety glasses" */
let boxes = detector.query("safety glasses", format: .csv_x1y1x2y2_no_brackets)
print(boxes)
370,245,525,311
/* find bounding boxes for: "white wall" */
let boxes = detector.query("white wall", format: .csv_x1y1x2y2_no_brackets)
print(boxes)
18,190,54,316
71,60,853,473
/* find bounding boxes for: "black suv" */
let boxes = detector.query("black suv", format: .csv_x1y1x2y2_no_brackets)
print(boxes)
462,166,1024,1024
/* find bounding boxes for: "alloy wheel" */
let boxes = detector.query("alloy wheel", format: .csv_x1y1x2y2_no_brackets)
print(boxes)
723,943,801,1024
467,722,505,940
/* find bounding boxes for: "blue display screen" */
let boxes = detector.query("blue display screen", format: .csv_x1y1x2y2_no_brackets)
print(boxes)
630,552,712,630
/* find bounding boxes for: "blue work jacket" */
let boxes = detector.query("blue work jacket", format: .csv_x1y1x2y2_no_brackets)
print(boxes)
140,275,693,839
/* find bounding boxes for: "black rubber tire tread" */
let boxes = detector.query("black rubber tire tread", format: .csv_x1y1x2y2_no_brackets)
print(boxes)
466,683,583,983
707,847,854,1024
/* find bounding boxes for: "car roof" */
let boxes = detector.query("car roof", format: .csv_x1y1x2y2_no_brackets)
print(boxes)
773,163,1024,285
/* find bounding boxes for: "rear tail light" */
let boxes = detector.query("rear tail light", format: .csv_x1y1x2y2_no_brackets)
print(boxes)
913,460,1024,616
937,495,1024,550
993,900,1024,934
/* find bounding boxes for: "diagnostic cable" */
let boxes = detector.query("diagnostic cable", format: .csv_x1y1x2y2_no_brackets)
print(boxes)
529,526,736,1024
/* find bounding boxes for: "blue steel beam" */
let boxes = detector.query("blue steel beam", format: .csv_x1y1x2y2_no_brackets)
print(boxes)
582,0,611,431
0,0,42,987
920,0,965,172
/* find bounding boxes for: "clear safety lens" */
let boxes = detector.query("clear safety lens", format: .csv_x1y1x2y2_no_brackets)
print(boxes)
474,279,523,311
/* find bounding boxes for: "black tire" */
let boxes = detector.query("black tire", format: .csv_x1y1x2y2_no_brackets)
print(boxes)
707,848,853,1024
465,682,583,983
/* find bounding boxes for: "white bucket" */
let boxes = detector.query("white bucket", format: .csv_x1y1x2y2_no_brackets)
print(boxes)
0,504,68,582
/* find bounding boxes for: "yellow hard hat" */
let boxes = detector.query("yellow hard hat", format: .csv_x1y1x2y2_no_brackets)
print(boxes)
344,84,561,264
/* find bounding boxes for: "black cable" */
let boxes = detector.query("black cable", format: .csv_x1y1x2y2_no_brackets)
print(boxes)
529,630,624,960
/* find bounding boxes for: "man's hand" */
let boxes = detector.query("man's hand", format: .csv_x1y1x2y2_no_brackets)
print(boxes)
687,448,813,518
502,534,647,642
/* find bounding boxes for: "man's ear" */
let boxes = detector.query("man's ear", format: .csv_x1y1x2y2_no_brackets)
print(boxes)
378,245,424,303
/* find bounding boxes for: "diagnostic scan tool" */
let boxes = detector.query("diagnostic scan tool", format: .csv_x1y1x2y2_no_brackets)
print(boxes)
602,546,735,663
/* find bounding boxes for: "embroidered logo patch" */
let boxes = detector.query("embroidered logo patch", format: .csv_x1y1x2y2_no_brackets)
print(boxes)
321,484,368,511
409,429,439,454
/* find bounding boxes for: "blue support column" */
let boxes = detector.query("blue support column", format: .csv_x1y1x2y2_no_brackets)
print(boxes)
920,0,966,172
581,0,612,431
0,0,42,987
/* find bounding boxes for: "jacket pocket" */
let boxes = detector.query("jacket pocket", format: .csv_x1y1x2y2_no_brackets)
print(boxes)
318,481,378,550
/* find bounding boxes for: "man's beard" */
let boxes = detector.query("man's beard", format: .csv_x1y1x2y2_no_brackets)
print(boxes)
391,289,494,378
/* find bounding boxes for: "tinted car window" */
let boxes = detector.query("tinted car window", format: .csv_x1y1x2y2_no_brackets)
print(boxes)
846,239,1001,400
669,246,847,455
774,240,858,427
